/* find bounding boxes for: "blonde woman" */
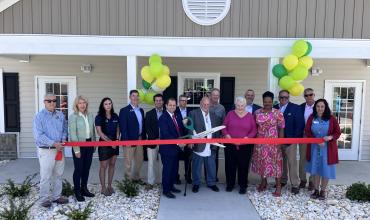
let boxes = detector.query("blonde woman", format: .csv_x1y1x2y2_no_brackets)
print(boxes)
69,95,96,202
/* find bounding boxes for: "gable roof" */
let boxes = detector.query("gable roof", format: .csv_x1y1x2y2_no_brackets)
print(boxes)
0,0,19,13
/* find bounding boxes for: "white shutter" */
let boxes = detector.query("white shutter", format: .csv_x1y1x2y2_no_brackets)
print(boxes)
182,0,231,26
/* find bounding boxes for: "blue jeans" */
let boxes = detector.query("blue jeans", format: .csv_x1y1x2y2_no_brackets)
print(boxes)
192,151,216,186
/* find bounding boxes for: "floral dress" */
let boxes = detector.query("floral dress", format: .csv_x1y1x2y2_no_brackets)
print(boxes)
251,108,285,178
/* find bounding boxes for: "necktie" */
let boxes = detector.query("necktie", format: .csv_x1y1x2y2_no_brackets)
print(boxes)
172,114,181,135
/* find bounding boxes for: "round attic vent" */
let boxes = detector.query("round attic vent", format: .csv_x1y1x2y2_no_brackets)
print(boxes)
182,0,231,26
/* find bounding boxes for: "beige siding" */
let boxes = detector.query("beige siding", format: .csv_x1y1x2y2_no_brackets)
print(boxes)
0,55,127,158
1,0,369,39
289,59,370,160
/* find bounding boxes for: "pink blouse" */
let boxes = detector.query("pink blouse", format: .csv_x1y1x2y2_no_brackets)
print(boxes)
222,111,257,138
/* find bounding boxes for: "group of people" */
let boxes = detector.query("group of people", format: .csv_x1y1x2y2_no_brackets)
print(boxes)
33,87,340,207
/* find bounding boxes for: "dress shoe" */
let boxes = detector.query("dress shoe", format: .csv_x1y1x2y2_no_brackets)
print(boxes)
163,192,176,199
318,190,326,200
291,187,300,195
308,182,315,191
74,192,85,202
52,197,69,204
40,200,52,208
299,181,307,189
310,189,320,199
239,188,247,194
226,186,234,192
192,185,199,193
208,185,220,192
81,188,95,197
171,187,181,193
274,182,287,188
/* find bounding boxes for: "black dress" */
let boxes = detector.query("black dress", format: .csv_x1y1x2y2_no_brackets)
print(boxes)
95,113,120,161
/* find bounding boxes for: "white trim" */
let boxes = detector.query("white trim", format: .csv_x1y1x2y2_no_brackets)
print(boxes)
1,35,370,58
0,0,20,13
267,58,280,95
0,68,4,133
127,56,137,101
324,80,365,161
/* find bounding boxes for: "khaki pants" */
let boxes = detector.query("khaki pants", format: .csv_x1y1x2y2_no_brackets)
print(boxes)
38,148,65,203
123,145,143,180
281,144,299,187
147,146,162,185
299,144,313,183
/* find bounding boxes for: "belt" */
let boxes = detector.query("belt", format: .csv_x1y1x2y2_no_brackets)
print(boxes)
39,146,56,149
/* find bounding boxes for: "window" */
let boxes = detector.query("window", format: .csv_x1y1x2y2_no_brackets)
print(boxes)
182,0,231,26
178,72,220,107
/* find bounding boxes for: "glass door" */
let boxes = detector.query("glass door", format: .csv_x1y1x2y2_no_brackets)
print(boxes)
324,80,364,160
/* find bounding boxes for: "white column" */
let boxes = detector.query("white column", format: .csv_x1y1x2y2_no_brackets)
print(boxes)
0,68,5,133
126,56,137,102
267,58,280,97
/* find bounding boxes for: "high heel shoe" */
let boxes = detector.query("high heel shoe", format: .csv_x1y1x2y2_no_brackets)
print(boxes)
273,187,281,197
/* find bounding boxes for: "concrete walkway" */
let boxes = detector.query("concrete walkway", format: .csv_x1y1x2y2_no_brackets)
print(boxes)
156,183,260,220
1,159,370,220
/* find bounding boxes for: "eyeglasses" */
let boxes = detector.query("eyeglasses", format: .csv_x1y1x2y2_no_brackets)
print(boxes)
304,93,314,97
180,100,188,102
44,99,57,103
278,96,289,100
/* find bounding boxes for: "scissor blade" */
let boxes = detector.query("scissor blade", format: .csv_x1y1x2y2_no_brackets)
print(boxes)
192,125,226,138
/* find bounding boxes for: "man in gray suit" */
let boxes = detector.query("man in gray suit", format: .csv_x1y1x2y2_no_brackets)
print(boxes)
188,97,220,193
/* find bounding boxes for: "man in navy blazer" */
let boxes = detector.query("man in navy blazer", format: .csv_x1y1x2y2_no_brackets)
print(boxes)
119,90,146,181
274,90,305,195
175,94,192,184
159,98,185,198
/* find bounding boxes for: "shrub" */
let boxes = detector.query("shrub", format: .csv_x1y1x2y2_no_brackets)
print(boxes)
62,179,74,197
58,201,93,220
0,198,35,220
345,182,370,202
0,173,37,198
115,179,139,197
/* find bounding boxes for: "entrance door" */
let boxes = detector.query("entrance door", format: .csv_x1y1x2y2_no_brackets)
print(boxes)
324,80,364,160
36,76,76,157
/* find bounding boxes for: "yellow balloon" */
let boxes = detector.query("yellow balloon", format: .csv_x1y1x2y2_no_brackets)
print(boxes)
298,56,313,69
141,66,154,83
144,92,156,105
155,75,171,89
162,65,170,75
138,89,146,103
279,75,295,90
283,54,299,71
289,83,304,96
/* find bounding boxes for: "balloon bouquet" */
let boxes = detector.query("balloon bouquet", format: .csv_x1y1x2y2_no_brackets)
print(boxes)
139,54,172,105
272,40,313,96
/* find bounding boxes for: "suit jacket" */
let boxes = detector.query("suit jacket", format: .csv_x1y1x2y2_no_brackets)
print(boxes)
188,108,221,153
158,111,185,156
119,104,145,141
231,103,262,114
68,112,96,153
145,108,162,149
175,106,191,120
274,102,305,138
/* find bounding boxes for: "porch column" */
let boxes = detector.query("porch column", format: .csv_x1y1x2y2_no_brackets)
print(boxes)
0,68,4,133
126,56,137,101
267,58,280,97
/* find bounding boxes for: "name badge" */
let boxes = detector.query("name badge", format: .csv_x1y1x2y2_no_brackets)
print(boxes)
288,113,292,116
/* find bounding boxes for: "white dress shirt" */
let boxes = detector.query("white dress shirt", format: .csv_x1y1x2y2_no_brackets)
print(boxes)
194,110,212,157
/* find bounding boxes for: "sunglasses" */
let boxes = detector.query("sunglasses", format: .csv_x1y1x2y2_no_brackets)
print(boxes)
304,93,314,97
45,99,57,103
278,96,289,100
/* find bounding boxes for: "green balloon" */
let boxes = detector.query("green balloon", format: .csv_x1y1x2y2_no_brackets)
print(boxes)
289,65,308,81
279,76,295,90
272,64,288,79
292,40,308,58
149,54,162,65
142,80,151,90
304,42,312,56
138,89,146,103
150,62,164,78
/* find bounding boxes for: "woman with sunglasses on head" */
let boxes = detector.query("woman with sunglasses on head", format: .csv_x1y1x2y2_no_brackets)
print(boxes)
305,99,340,200
95,97,120,196
68,95,96,202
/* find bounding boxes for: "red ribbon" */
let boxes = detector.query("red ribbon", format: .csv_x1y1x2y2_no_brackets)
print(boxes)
62,138,323,147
